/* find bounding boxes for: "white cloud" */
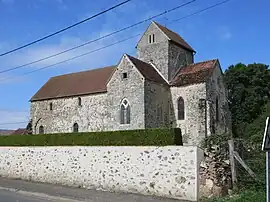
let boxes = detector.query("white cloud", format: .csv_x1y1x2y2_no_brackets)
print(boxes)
217,26,232,40
11,34,133,67
0,29,139,84
0,0,177,84
0,109,29,130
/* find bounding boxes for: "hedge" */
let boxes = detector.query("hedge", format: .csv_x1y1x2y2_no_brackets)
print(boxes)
0,128,182,146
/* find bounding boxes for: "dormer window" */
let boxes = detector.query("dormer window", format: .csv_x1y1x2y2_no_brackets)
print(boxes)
122,72,128,79
148,34,155,44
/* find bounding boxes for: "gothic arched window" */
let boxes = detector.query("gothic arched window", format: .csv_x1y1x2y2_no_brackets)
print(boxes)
39,125,44,134
120,99,130,124
177,97,185,120
73,123,79,133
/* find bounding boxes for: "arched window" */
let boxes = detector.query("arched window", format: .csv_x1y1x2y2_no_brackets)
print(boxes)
177,97,185,120
73,123,79,133
120,99,130,124
39,125,44,134
78,97,82,106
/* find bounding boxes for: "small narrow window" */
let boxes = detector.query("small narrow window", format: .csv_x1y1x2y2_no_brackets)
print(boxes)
199,99,206,109
73,123,79,133
49,103,53,111
78,97,82,106
122,72,127,79
120,99,130,124
152,34,155,43
177,97,185,120
148,35,152,43
216,97,219,122
39,125,44,134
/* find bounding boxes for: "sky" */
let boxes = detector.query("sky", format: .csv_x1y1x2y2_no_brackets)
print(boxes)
0,0,269,129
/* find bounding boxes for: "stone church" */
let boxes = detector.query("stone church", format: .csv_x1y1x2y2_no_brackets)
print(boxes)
30,21,231,145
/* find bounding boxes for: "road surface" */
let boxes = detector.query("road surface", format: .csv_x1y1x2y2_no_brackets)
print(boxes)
0,188,53,202
0,178,185,202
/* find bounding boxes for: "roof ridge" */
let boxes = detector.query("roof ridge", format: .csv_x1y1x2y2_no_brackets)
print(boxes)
149,62,169,84
170,59,218,87
52,65,116,79
170,59,218,82
125,54,168,85
190,59,218,65
31,64,116,102
153,21,195,52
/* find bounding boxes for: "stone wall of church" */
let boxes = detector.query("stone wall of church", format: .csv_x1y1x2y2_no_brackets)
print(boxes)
30,93,109,134
144,81,170,128
170,83,207,146
136,23,170,81
168,42,193,80
107,55,145,130
206,64,231,136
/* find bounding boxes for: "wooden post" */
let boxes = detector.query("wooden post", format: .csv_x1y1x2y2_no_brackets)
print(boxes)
228,140,237,189
266,151,270,202
233,151,257,181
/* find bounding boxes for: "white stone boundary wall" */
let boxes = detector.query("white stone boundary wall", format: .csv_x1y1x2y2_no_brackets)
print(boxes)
0,146,203,201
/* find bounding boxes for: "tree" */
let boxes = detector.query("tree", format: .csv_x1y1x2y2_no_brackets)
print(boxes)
224,63,270,137
26,119,32,135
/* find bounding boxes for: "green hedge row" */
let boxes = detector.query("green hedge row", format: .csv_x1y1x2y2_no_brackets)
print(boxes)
0,128,182,146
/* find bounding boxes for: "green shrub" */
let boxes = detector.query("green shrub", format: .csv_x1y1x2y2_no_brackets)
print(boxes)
0,128,182,146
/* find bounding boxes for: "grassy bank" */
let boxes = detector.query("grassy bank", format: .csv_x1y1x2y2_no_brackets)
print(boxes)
203,190,265,202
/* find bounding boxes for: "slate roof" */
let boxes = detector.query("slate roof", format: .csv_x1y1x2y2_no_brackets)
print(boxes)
170,59,218,87
31,66,116,101
126,54,167,85
154,21,195,53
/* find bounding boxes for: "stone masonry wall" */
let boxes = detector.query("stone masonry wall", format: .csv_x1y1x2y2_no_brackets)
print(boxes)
136,23,170,80
170,83,207,146
144,81,170,128
168,42,193,80
0,146,203,201
31,93,109,134
206,64,231,136
107,55,145,130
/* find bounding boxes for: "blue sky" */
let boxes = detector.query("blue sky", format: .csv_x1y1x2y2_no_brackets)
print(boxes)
0,0,269,129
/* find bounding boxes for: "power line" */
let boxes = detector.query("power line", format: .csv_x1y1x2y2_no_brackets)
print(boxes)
1,0,232,82
0,121,28,126
0,34,140,82
167,0,232,25
0,0,132,57
0,0,233,127
0,0,196,75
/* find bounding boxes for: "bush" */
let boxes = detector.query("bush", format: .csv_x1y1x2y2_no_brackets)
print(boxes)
0,128,182,146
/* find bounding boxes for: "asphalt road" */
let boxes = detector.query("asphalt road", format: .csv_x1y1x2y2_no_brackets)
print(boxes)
0,189,53,202
0,178,185,202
